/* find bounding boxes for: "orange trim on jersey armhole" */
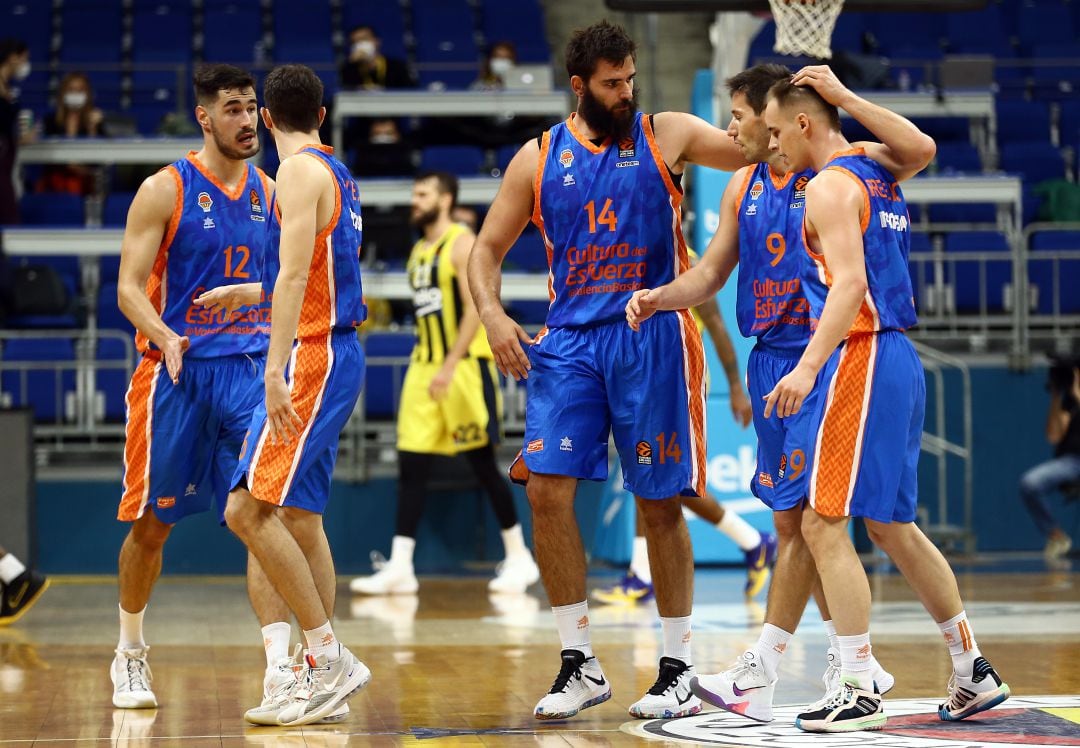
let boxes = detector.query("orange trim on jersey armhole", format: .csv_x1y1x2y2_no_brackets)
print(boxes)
732,167,756,220
186,151,248,200
824,166,871,234
767,164,794,191
565,113,609,154
533,130,551,227
298,143,335,155
300,151,342,242
641,114,682,202
255,166,273,203
827,146,867,161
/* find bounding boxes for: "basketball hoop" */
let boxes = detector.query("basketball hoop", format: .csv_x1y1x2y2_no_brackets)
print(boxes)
768,0,845,60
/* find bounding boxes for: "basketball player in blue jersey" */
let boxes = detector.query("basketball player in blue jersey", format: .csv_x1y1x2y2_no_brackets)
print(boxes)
760,80,1008,731
223,64,370,728
469,20,749,721
627,63,937,723
111,64,275,710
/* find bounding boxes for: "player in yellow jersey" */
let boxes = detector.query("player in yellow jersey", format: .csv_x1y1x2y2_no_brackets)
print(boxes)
351,172,540,596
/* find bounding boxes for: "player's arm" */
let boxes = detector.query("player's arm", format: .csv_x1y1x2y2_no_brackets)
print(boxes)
429,229,483,401
626,169,743,328
116,169,188,383
653,111,749,173
765,172,867,419
696,296,753,427
264,156,322,443
792,66,936,182
467,140,540,381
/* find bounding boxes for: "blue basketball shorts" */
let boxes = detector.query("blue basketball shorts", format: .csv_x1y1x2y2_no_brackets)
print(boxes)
805,331,924,523
233,329,364,514
119,353,264,524
514,311,707,500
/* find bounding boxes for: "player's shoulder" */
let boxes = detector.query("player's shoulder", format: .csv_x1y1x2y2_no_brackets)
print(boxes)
136,167,181,211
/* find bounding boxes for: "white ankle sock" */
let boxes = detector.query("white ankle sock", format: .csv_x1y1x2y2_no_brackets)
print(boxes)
755,623,792,679
837,633,874,691
501,524,528,559
630,536,651,583
552,600,593,659
823,619,840,652
389,535,416,567
303,620,339,660
118,604,147,650
660,615,692,664
938,610,981,675
717,511,761,552
261,621,291,667
0,553,26,584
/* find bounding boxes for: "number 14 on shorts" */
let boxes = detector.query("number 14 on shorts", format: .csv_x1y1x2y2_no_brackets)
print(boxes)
636,433,681,466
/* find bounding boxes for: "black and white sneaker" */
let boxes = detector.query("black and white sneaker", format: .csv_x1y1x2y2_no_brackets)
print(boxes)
796,678,885,733
938,656,1010,721
629,656,702,719
0,569,49,626
534,649,612,719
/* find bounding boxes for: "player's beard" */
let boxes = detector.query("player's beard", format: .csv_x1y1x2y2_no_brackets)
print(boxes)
579,86,638,143
411,205,440,230
210,121,260,161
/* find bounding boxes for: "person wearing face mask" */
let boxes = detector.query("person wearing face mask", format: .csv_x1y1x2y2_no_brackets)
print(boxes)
0,38,32,224
339,25,415,91
471,41,518,91
38,71,107,195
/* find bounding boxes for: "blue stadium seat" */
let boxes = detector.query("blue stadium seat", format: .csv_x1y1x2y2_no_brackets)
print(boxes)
100,256,122,285
944,4,1011,55
886,46,942,91
362,332,413,419
132,3,193,63
420,146,485,175
1059,99,1080,151
95,336,132,422
934,142,982,173
103,192,136,227
494,144,518,174
943,231,1012,313
129,69,184,134
908,231,933,312
910,116,970,144
90,71,125,112
59,0,123,64
342,3,409,61
1028,230,1080,314
273,0,334,64
202,3,263,65
0,337,77,423
995,100,1052,147
508,300,550,326
19,193,85,226
1029,44,1080,90
1017,3,1075,50
927,202,996,223
96,281,134,335
504,227,547,272
413,0,479,65
999,142,1067,183
479,0,549,63
1,2,52,63
869,12,944,56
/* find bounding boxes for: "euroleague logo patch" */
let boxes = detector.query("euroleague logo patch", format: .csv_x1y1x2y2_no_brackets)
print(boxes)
623,695,1080,746
636,440,653,465
794,175,810,200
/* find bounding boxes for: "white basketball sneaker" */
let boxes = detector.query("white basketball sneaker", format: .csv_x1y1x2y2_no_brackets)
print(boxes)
349,552,418,595
111,646,158,709
488,554,540,593
690,649,775,723
276,645,371,727
819,647,895,705
246,646,351,726
629,656,702,719
534,649,612,720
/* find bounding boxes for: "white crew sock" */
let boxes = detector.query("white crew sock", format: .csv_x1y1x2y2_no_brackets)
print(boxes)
303,620,339,660
118,604,147,650
630,536,651,583
552,600,593,659
0,553,26,585
837,632,874,691
717,511,761,552
660,615,692,664
755,623,793,679
823,618,840,652
389,535,416,566
261,621,292,667
938,610,981,675
500,524,529,559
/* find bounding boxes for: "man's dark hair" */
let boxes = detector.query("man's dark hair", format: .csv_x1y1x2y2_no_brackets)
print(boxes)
0,38,28,64
565,20,636,82
416,170,459,210
193,64,256,107
726,64,792,115
263,64,324,133
767,77,842,132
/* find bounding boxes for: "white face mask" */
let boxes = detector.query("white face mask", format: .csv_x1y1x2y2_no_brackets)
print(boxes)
63,91,88,109
14,61,30,80
490,58,513,77
369,133,398,145
352,41,376,60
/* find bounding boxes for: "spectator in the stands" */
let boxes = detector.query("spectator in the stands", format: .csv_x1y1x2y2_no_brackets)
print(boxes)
340,25,415,91
451,205,479,233
0,38,33,224
37,72,107,195
352,117,413,177
470,41,518,91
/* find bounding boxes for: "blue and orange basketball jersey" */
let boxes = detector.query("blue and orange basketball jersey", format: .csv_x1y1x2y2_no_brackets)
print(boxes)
733,163,818,350
802,148,917,334
262,145,366,335
534,112,690,329
139,152,271,358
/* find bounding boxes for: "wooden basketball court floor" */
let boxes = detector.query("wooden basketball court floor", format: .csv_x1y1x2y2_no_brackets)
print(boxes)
3,560,1079,746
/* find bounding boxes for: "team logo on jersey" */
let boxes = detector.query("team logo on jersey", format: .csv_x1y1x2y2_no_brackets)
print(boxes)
563,173,576,187
758,472,774,488
749,180,764,200
618,139,635,158
636,441,653,465
203,217,215,230
745,203,757,216
249,188,262,213
559,148,574,168
197,191,213,212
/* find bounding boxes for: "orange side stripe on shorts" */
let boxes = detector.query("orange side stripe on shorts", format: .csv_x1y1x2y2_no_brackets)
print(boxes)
678,308,708,498
118,359,159,520
811,335,874,517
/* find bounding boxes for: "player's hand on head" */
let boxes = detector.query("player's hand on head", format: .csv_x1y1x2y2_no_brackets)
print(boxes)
791,65,849,106
265,376,303,445
485,311,534,381
763,363,815,419
163,335,189,384
625,288,660,331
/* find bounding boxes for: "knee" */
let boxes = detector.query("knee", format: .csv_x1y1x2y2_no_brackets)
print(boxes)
773,507,803,545
526,479,571,517
224,490,262,536
637,497,683,530
1018,471,1039,501
129,514,172,550
280,507,323,545
864,519,890,549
